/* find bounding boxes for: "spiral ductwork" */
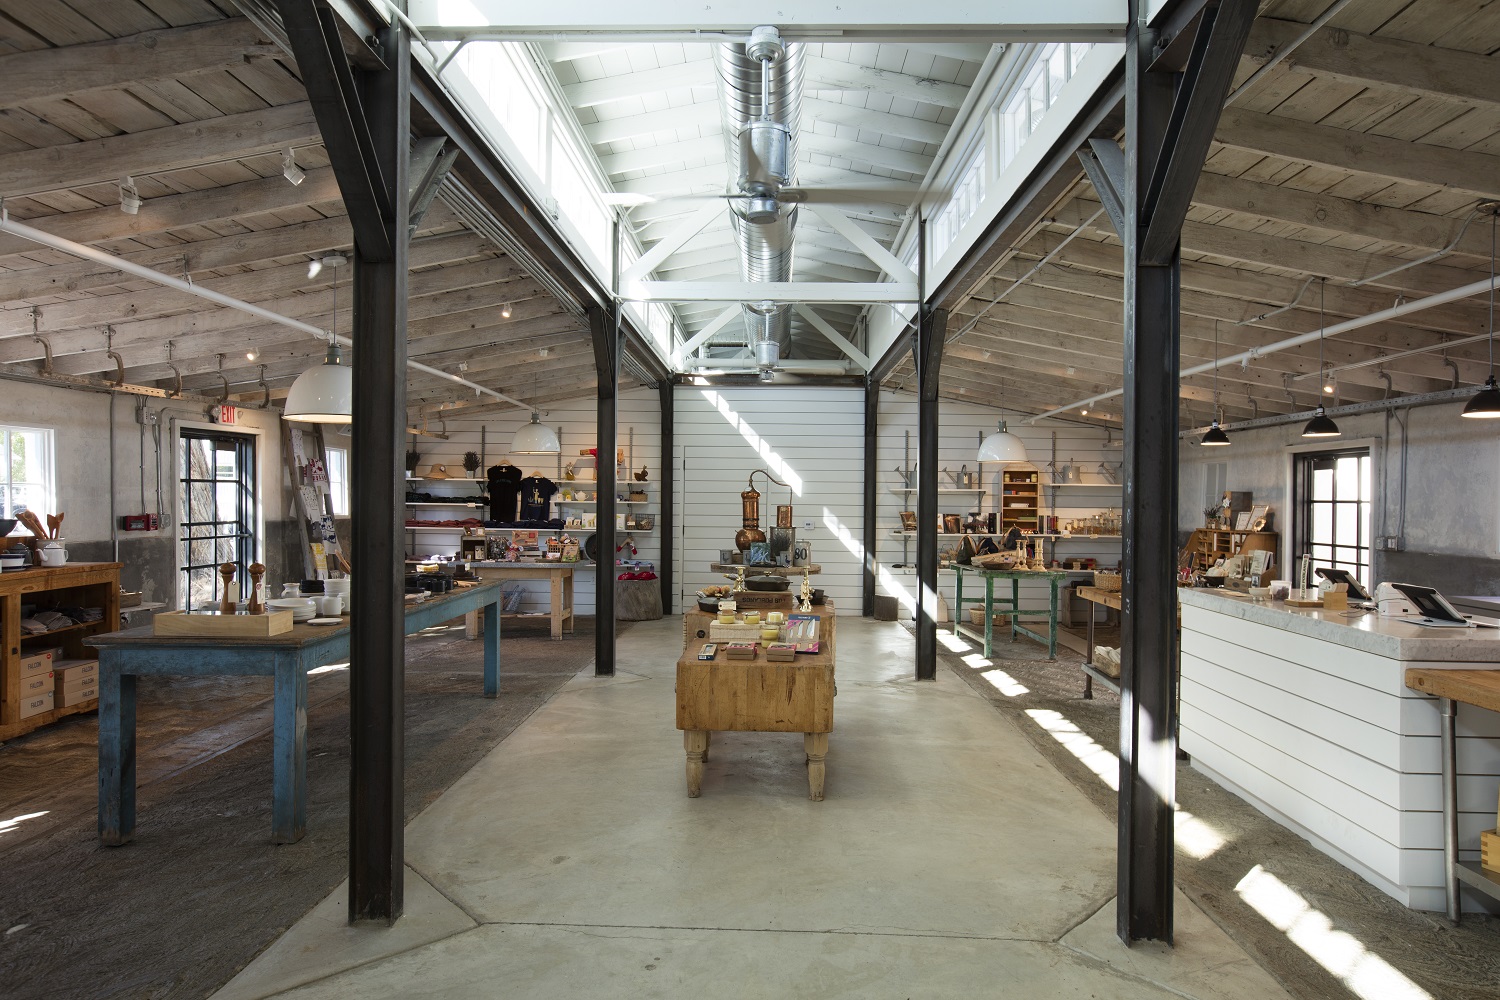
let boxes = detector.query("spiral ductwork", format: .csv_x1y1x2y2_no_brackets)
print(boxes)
715,27,803,355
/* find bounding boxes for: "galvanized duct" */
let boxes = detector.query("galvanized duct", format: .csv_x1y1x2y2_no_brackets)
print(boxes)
715,30,803,355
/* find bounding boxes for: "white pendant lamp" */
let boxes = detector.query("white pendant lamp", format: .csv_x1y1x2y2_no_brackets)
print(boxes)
978,413,1028,463
284,255,352,424
511,412,560,455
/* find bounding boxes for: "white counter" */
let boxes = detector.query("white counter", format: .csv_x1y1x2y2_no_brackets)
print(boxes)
1177,588,1500,912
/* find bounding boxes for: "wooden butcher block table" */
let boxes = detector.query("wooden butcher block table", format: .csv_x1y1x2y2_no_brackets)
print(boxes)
675,602,836,800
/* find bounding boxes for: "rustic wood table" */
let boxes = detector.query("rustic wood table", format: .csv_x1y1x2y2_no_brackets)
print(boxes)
1077,585,1122,699
1404,667,1500,922
675,603,836,800
466,562,574,638
87,583,501,846
952,565,1070,659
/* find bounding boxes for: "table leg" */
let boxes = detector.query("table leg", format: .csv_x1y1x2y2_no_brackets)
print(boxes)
983,575,995,658
1047,577,1059,660
1441,697,1460,923
564,570,575,634
953,570,964,637
805,732,829,801
97,660,136,846
271,652,309,844
1084,602,1097,699
464,608,479,640
684,730,709,797
1010,579,1020,643
550,573,564,639
483,599,500,698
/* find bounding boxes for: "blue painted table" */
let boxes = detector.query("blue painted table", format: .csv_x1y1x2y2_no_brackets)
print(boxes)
87,583,501,846
951,566,1069,660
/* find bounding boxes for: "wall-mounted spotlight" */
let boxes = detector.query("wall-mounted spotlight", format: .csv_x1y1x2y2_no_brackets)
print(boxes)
281,147,305,186
119,176,142,215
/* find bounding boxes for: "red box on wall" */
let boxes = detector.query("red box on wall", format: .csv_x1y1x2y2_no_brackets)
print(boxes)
121,513,160,531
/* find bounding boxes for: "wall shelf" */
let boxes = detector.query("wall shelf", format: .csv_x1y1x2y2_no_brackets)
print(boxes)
887,486,986,495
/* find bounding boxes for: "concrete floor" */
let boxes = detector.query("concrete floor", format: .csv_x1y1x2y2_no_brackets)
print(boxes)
212,617,1291,1000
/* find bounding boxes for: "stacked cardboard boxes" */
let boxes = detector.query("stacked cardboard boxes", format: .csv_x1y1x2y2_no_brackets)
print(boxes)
53,658,99,708
18,648,57,719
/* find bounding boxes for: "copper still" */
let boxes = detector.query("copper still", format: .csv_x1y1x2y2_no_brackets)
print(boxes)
736,482,765,550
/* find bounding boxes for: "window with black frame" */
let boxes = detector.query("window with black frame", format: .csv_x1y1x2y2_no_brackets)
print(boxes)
1293,448,1373,592
179,431,256,611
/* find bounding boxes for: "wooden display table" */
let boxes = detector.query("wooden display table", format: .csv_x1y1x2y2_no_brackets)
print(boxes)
88,584,501,845
675,603,836,800
466,561,575,638
1404,667,1500,922
952,565,1069,659
1078,585,1122,699
1,561,121,739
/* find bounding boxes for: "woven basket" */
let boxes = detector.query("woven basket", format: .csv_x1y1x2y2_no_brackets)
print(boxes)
1093,571,1122,591
968,607,1010,627
972,552,1020,569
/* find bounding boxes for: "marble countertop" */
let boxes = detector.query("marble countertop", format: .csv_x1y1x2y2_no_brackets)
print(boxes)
1177,587,1500,663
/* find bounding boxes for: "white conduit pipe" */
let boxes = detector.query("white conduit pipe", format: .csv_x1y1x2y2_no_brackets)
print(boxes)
1028,273,1500,422
0,210,534,412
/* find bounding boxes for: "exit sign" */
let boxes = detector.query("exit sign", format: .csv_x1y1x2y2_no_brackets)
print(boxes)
212,404,238,424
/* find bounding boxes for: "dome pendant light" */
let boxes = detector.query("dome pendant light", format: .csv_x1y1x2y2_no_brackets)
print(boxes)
1462,205,1500,418
978,411,1028,464
511,412,560,455
284,255,352,423
1302,279,1341,438
1202,319,1230,446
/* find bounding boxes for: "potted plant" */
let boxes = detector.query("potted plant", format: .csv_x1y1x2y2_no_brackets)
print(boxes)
463,451,481,478
405,449,421,478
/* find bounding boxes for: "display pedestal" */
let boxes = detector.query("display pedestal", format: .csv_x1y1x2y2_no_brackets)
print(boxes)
616,579,662,621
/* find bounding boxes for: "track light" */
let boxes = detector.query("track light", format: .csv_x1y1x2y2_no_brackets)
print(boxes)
246,349,258,361
1081,407,1089,416
119,176,141,215
281,147,305,186
307,258,323,279
501,303,513,319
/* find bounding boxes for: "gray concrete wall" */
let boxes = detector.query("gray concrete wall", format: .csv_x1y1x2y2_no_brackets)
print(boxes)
1,379,292,607
1178,397,1500,591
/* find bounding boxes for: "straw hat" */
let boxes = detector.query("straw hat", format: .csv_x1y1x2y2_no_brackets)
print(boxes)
426,463,451,479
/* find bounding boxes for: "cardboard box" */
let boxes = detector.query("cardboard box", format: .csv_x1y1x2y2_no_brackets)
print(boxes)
53,658,98,683
19,690,54,720
57,683,97,708
723,642,758,660
20,670,54,698
20,648,57,679
765,642,798,662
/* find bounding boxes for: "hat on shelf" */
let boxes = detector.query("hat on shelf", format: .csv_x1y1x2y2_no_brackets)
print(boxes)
425,463,451,479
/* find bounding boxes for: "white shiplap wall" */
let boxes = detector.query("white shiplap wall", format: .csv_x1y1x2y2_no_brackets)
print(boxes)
875,391,1121,614
410,388,662,616
674,387,866,608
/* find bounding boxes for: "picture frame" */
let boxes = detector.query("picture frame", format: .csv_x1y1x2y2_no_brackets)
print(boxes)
747,541,775,566
943,514,963,535
1248,504,1270,531
899,510,918,532
1234,511,1253,531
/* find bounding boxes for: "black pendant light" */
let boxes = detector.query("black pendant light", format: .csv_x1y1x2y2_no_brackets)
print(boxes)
1202,319,1230,445
1303,278,1341,438
1462,204,1500,418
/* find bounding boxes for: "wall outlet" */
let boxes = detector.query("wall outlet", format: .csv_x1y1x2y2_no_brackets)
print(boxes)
801,520,814,532
1377,535,1403,551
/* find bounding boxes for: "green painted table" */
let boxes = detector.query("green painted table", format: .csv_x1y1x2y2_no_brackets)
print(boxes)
952,565,1070,660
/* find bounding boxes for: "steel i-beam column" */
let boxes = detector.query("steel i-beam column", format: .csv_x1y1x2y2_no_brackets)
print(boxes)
593,305,619,675
659,380,675,616
914,306,946,682
349,20,409,923
1118,2,1179,945
863,376,879,617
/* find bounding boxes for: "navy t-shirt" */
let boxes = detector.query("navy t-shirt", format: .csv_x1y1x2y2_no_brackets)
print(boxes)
518,475,558,521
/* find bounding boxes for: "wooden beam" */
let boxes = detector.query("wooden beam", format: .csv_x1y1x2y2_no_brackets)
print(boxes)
804,54,968,109
0,18,280,108
581,101,721,145
0,102,320,199
1215,106,1500,201
0,166,343,260
598,136,723,176
1243,17,1500,111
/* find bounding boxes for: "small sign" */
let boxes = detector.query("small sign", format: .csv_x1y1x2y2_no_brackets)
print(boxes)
212,404,238,425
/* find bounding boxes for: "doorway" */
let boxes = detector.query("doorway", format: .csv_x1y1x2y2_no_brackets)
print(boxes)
178,430,257,611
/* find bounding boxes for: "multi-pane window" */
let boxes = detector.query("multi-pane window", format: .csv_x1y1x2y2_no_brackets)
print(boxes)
1294,449,1373,592
2,425,53,536
325,445,350,516
179,431,256,611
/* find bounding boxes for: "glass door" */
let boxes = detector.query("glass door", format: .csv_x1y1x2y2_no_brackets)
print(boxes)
179,431,256,611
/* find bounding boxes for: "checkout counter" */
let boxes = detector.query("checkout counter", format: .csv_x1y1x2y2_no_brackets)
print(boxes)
1177,588,1500,913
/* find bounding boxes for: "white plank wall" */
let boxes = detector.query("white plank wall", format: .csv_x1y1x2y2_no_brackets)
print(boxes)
413,388,662,616
874,391,1121,616
673,387,866,609
1179,604,1500,912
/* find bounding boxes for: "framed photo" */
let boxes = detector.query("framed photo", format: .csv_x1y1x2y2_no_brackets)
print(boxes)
1248,504,1270,531
943,514,963,535
1234,511,1253,531
748,541,774,566
899,510,917,532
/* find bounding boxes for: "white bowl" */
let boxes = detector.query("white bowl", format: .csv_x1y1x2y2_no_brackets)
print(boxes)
324,579,350,595
267,598,316,611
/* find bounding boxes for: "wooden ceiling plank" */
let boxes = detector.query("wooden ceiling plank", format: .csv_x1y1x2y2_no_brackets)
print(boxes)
1,2,111,46
0,17,275,108
0,100,318,198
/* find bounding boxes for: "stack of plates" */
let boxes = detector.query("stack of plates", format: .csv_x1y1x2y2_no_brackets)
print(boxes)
267,597,317,622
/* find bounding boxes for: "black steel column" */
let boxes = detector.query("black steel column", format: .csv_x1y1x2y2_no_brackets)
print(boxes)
658,380,674,616
862,376,878,617
349,22,409,922
592,305,619,675
914,306,946,682
1119,3,1179,945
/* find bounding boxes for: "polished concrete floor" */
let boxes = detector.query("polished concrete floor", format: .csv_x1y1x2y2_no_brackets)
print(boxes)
212,617,1292,1000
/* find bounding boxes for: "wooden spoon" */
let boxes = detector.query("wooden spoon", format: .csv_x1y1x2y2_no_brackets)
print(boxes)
46,513,59,539
52,512,63,538
17,510,47,539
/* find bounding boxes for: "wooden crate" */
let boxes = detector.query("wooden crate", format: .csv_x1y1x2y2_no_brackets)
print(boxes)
733,591,794,610
154,609,294,637
1483,829,1500,873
